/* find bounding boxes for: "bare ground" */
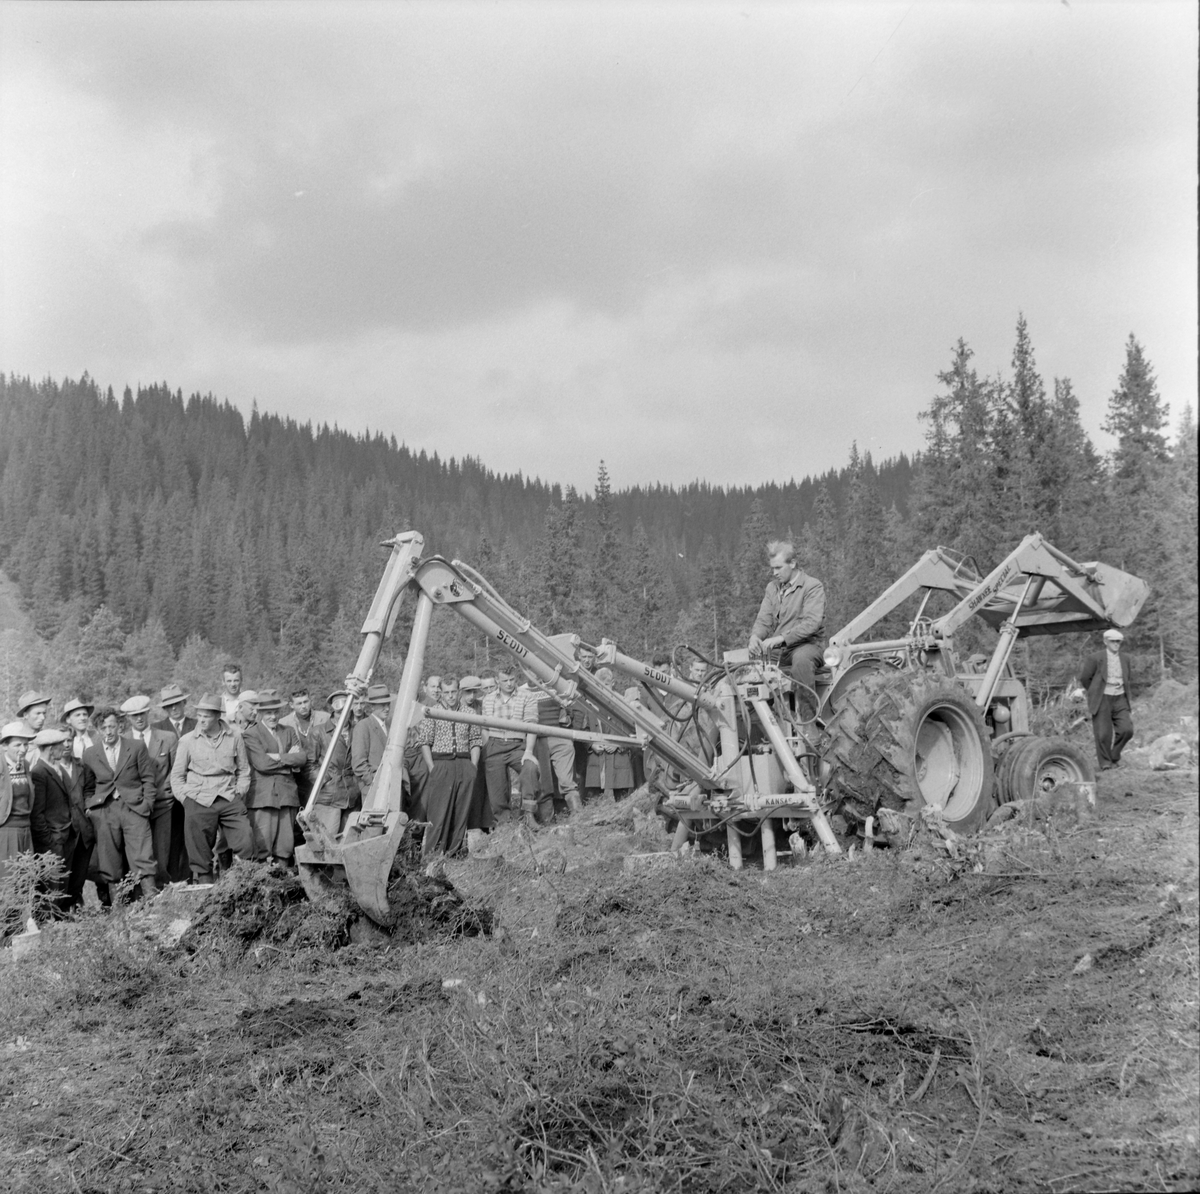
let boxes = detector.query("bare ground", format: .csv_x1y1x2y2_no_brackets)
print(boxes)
1,762,1197,1194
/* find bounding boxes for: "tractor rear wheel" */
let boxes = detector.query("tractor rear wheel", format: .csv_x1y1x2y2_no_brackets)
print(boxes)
997,736,1094,804
821,669,995,835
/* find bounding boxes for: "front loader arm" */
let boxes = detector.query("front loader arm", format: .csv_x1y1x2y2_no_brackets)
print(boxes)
829,548,981,646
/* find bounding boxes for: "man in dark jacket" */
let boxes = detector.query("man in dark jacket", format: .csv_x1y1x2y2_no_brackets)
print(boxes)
81,707,158,901
242,690,307,863
30,728,93,909
122,694,188,885
153,685,195,739
1074,629,1135,770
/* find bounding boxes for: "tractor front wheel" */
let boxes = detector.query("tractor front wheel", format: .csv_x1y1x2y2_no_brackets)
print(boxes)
997,736,1094,804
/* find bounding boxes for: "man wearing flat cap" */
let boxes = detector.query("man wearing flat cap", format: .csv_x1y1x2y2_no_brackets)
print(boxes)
30,728,92,910
1,721,37,879
81,707,159,901
170,694,255,883
153,685,195,739
242,690,307,863
123,694,188,885
1073,629,1135,771
351,684,393,799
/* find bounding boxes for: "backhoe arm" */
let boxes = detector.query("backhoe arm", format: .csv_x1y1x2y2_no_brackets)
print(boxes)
413,557,729,791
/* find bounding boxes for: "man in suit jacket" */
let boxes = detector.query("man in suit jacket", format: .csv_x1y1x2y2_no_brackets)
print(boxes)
81,707,158,901
30,728,93,910
242,690,307,862
1074,628,1135,770
153,685,196,739
351,684,392,799
122,694,188,885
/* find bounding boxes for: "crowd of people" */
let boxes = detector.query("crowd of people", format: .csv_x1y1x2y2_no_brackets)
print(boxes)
0,538,844,905
0,651,650,906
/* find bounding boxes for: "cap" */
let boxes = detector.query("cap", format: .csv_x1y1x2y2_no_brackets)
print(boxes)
365,683,392,705
62,698,94,717
120,695,152,716
193,694,225,713
1102,629,1124,642
33,728,69,747
17,690,51,715
236,690,260,707
255,689,287,710
0,720,37,743
159,684,188,708
458,675,482,691
328,688,351,705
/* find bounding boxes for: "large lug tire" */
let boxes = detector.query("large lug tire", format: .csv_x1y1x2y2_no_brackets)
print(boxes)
997,736,1094,804
821,669,995,835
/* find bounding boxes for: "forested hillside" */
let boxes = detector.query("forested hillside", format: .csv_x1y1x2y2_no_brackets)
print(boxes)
0,315,1194,710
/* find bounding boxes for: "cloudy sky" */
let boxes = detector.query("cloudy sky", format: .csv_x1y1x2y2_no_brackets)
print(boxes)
1,1,1195,491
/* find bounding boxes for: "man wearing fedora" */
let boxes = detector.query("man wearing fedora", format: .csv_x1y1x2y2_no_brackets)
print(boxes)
62,698,98,759
122,694,189,885
1073,629,1136,771
16,690,52,767
81,706,159,901
30,728,92,910
242,690,307,863
153,685,195,739
1,720,37,879
171,695,255,883
351,684,393,799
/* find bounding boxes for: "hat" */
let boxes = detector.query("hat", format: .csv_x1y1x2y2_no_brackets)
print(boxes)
34,728,69,747
159,684,188,708
255,689,286,710
1102,629,1124,642
62,698,94,717
193,694,224,714
236,690,260,707
458,675,482,691
365,683,392,705
0,720,36,743
17,690,51,715
120,695,152,716
328,689,351,707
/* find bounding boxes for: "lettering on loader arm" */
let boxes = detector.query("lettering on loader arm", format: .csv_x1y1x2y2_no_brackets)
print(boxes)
496,628,529,659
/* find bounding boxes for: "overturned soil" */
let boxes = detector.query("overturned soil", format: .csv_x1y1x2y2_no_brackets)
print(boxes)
1,760,1197,1193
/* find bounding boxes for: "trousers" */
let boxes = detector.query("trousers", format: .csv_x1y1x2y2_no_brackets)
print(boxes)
249,807,296,862
92,801,157,884
484,739,526,816
183,796,256,882
1092,693,1134,767
150,801,190,886
423,757,475,856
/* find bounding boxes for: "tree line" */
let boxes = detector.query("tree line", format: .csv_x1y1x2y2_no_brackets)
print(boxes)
0,314,1194,713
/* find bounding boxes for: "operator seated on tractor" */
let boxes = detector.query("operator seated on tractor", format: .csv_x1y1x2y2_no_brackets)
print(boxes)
747,538,826,721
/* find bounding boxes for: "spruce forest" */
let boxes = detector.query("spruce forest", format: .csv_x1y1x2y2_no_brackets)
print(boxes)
0,315,1195,713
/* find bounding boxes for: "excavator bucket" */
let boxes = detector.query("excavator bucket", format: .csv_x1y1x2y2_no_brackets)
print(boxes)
295,534,432,925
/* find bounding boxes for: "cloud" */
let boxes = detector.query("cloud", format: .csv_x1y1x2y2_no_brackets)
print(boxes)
1,1,1194,490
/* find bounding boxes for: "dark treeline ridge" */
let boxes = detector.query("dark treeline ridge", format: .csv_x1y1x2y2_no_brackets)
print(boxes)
0,313,1195,712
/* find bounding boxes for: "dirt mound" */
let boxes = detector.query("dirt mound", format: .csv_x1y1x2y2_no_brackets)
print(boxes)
178,845,492,957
